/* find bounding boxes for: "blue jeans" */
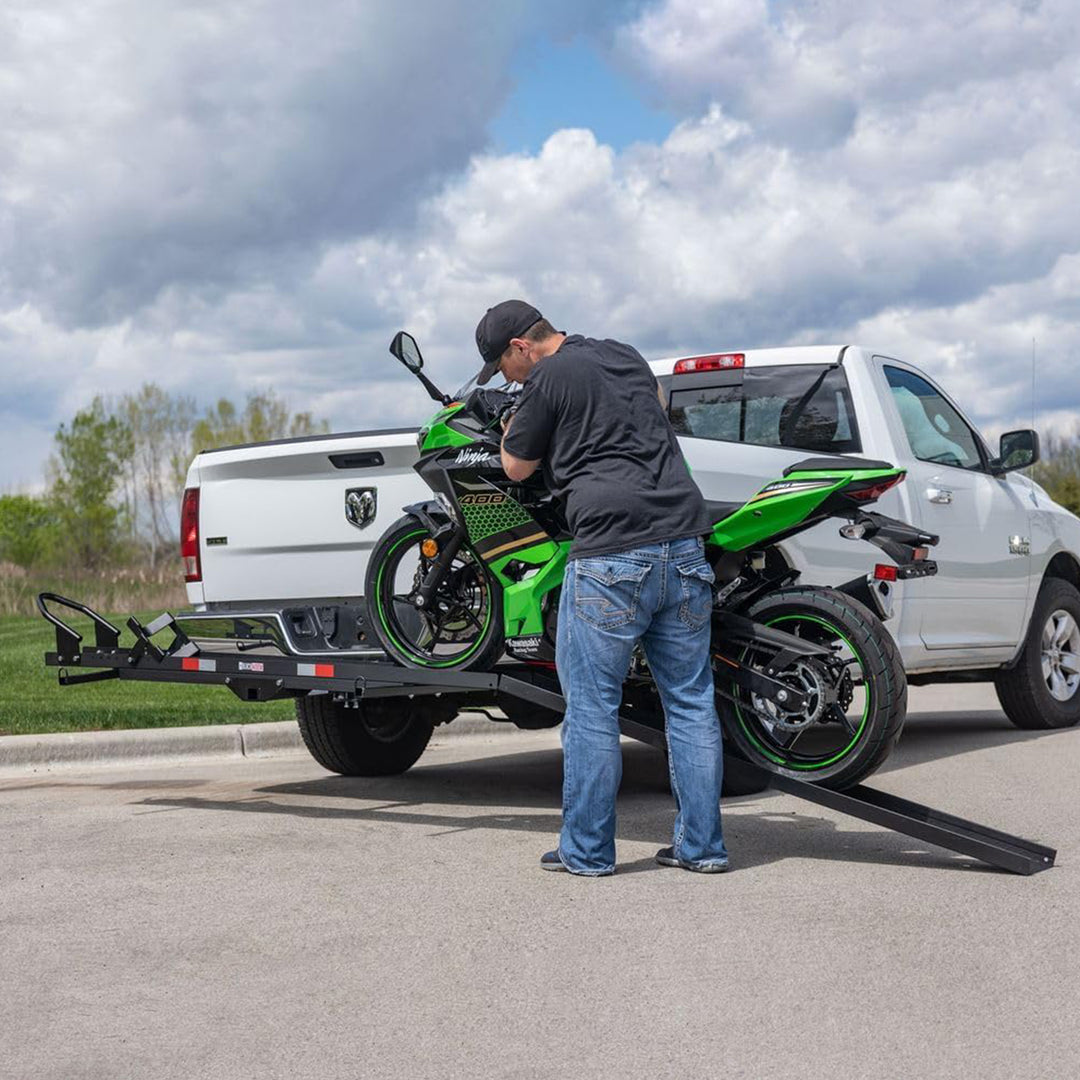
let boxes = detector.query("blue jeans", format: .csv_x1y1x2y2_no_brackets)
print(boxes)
554,536,728,875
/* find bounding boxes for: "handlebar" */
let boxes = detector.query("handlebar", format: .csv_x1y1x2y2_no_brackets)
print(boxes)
462,385,520,431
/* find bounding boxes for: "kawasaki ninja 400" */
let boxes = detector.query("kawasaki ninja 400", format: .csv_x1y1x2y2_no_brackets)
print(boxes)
365,332,940,789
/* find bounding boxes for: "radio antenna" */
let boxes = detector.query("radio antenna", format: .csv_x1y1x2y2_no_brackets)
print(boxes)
1031,336,1036,433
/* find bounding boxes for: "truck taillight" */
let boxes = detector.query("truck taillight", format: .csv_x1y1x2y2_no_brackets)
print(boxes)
673,353,745,374
180,487,201,582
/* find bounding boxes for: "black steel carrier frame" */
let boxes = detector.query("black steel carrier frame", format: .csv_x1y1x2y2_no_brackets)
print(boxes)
37,592,1056,877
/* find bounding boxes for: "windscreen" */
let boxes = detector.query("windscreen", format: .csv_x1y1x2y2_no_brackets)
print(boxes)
452,370,519,400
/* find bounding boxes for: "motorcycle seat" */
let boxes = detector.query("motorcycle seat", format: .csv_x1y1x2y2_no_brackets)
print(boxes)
704,499,742,524
783,455,894,476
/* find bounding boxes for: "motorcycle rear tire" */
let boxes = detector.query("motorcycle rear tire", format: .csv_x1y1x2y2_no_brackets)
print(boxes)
716,586,907,790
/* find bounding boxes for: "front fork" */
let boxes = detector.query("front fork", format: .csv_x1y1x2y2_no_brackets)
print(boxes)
411,522,469,613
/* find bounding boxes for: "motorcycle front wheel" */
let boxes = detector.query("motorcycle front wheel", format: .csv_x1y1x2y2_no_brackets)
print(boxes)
715,587,907,790
365,515,504,670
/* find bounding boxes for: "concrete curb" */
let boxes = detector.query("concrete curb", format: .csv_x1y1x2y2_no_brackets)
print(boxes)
0,684,1000,776
0,712,513,776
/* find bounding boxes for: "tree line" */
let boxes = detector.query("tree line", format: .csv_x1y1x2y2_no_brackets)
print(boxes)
0,386,328,573
1030,434,1080,517
4,395,1080,576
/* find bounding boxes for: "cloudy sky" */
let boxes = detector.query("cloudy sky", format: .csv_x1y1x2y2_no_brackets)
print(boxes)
2,0,1078,490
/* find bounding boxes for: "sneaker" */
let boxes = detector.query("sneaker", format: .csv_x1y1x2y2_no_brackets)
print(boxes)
655,846,730,874
540,850,615,876
540,849,568,872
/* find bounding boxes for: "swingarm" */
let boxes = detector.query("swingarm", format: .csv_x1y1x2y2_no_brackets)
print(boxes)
710,609,834,713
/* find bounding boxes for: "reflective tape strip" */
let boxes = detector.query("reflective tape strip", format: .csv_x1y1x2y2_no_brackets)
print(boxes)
181,657,217,672
297,663,336,678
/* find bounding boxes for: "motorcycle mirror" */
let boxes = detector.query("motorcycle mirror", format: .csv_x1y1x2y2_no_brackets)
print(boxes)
390,331,424,373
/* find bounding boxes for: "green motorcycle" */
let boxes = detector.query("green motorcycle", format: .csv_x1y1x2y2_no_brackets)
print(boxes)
365,332,940,788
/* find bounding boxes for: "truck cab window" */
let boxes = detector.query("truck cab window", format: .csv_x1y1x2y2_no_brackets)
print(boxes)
666,364,861,454
883,366,983,471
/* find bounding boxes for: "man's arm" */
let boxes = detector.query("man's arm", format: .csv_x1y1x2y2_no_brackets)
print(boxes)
500,413,540,481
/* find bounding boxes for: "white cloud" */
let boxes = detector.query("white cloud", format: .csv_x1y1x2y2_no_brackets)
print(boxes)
338,105,1080,425
0,0,621,328
3,0,1080,494
618,0,1078,151
0,0,625,488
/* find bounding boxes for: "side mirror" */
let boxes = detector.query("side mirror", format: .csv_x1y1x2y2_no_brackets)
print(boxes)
390,331,424,373
996,429,1040,473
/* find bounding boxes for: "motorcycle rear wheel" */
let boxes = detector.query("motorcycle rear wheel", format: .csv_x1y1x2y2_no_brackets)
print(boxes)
716,587,906,790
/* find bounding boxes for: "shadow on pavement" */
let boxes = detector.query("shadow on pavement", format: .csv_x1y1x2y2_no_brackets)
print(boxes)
878,708,1077,774
136,723,1044,874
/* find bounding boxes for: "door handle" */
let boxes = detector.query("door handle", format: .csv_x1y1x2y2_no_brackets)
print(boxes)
926,487,953,504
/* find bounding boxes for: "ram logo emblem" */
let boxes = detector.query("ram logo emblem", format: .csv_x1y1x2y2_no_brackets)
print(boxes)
345,488,377,530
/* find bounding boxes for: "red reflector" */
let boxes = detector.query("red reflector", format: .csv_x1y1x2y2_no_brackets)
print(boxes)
874,564,898,581
913,547,928,561
180,487,201,583
182,657,200,671
673,353,745,374
315,663,335,678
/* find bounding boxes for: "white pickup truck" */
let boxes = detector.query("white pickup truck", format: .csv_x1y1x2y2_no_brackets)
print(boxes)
180,344,1080,732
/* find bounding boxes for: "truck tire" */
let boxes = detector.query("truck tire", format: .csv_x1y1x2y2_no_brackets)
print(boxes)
720,763,772,797
994,578,1080,730
295,695,448,775
497,693,563,729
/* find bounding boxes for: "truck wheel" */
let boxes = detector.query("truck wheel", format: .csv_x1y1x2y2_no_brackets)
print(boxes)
994,578,1080,730
497,693,563,730
295,695,449,775
721,762,771,797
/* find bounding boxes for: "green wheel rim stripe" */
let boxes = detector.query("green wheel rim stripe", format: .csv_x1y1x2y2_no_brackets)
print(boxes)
732,613,871,770
375,529,492,668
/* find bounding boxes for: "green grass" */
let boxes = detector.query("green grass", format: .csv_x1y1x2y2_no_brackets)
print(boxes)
0,613,294,737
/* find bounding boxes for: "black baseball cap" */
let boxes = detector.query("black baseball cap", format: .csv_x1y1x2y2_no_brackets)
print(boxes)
474,299,543,385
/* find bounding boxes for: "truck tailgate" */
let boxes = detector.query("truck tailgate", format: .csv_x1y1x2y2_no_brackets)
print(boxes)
194,431,426,604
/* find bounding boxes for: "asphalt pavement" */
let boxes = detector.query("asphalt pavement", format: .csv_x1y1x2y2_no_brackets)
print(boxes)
2,685,1078,1080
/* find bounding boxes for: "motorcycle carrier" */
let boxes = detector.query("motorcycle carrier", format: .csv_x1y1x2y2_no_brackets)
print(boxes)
36,591,1056,876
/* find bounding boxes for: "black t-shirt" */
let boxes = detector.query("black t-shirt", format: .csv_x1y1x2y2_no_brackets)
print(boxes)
501,334,713,560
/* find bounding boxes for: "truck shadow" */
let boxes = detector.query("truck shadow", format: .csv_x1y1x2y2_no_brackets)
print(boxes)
878,708,1076,774
138,707,1072,875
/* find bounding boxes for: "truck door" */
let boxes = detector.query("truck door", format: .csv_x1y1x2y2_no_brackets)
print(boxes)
877,361,1031,652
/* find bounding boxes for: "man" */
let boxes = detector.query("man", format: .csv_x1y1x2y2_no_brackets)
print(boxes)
474,299,729,876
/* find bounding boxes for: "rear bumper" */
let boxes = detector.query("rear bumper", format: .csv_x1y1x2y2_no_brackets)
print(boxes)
175,603,383,658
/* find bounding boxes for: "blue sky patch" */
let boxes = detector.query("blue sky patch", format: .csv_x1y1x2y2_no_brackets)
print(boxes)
488,37,676,153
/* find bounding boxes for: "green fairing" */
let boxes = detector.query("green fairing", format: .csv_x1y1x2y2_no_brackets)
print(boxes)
419,404,474,451
492,540,568,636
707,467,901,551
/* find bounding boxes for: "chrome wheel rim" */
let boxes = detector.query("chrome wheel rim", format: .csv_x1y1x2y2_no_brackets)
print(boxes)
1041,609,1080,702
